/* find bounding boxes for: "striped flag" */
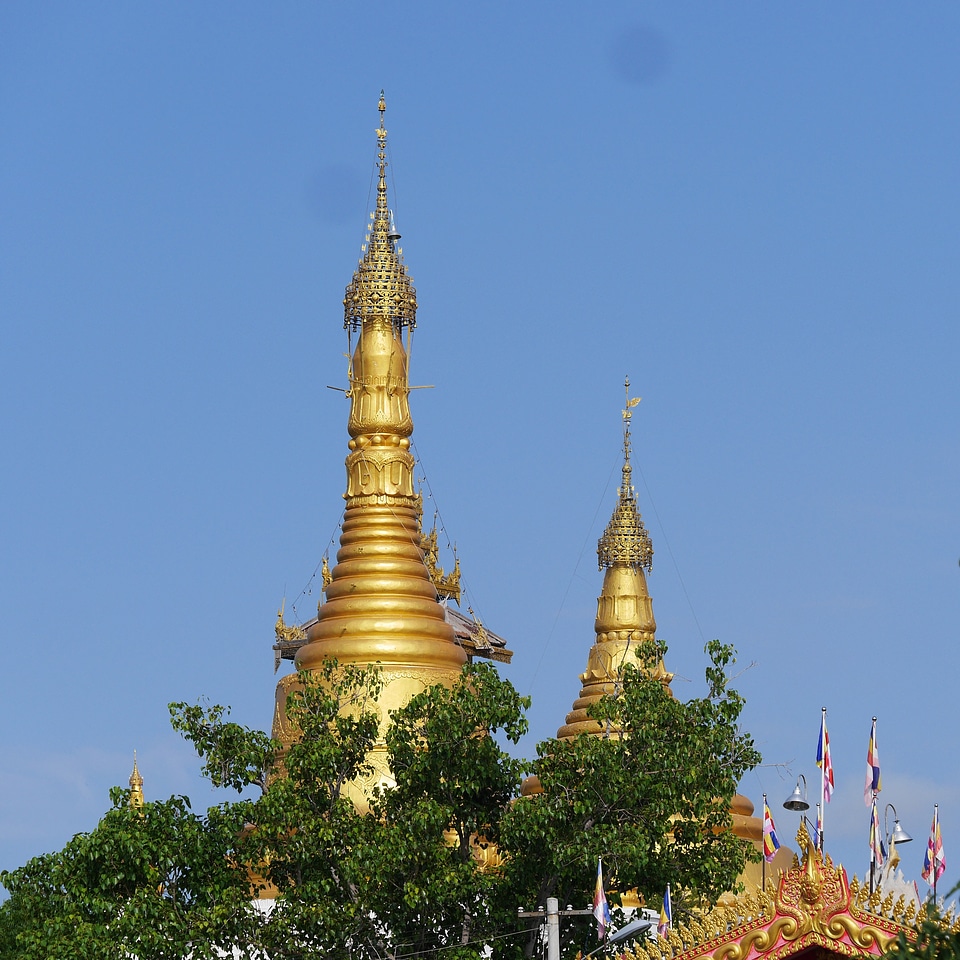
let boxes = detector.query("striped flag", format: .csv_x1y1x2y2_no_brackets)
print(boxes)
869,798,886,867
922,805,946,887
593,858,611,941
864,718,881,806
763,798,781,863
817,710,834,802
657,884,672,939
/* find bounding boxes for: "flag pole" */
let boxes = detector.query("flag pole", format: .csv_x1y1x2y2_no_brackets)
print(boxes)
762,793,767,890
820,707,827,850
866,716,880,894
933,804,939,903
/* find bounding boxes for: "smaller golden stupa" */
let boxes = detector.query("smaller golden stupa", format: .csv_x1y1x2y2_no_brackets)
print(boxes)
128,752,144,811
557,378,670,741
525,382,776,892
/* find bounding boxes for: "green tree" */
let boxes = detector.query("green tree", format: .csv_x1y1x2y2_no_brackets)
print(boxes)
0,791,258,960
189,658,392,959
370,661,529,959
0,645,759,960
501,640,761,957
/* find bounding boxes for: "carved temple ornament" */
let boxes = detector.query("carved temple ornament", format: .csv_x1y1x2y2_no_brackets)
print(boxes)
418,518,462,603
625,825,945,960
275,605,306,645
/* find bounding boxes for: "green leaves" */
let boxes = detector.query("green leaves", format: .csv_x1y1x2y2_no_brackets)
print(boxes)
169,700,276,794
0,792,259,959
1,646,759,960
501,640,760,956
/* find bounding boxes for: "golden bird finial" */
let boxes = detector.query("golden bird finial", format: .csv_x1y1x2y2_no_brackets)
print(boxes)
623,375,642,420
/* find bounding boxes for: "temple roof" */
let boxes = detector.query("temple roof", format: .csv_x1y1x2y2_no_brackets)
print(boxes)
622,828,937,960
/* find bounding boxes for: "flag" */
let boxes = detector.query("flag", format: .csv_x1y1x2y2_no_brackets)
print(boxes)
922,806,946,887
657,884,672,939
811,807,822,850
817,711,834,803
869,798,886,867
864,718,881,806
763,798,781,863
593,858,611,941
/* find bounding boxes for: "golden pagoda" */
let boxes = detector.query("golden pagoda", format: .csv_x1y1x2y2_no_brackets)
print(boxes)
128,753,144,812
271,94,509,802
527,381,779,890
557,378,670,740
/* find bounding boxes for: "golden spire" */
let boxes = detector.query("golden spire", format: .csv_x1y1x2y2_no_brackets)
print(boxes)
557,380,670,740
342,90,417,333
275,94,466,803
597,377,653,572
129,751,144,811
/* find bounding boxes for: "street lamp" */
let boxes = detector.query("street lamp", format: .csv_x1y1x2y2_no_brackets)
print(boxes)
885,803,912,852
783,775,810,813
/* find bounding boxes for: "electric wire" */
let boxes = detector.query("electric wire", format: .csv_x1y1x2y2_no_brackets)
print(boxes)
391,925,534,959
633,460,707,651
523,457,619,698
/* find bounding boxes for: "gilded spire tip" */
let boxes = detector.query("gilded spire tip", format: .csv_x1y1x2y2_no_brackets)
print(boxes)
343,91,417,330
598,378,653,572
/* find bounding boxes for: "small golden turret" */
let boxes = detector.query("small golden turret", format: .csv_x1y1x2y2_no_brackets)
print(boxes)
557,378,671,740
129,752,144,812
273,94,466,801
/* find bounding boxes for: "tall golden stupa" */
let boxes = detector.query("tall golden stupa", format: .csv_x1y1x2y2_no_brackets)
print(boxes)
271,94,509,800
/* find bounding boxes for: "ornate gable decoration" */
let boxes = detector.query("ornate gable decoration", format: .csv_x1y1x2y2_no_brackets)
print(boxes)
627,828,930,960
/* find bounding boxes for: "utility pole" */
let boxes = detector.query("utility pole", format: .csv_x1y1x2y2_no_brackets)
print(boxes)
518,898,594,960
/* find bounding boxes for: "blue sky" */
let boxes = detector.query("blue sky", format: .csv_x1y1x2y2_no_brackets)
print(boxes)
2,2,958,896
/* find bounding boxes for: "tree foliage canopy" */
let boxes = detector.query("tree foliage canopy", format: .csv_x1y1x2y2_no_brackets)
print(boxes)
1,644,759,959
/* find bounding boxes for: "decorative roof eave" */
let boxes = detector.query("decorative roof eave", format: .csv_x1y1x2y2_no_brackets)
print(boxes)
624,826,935,960
273,604,512,672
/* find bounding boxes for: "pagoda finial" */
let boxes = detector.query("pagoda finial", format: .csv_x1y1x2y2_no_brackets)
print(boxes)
376,90,389,222
597,377,653,572
129,751,144,812
621,375,641,492
343,90,416,330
